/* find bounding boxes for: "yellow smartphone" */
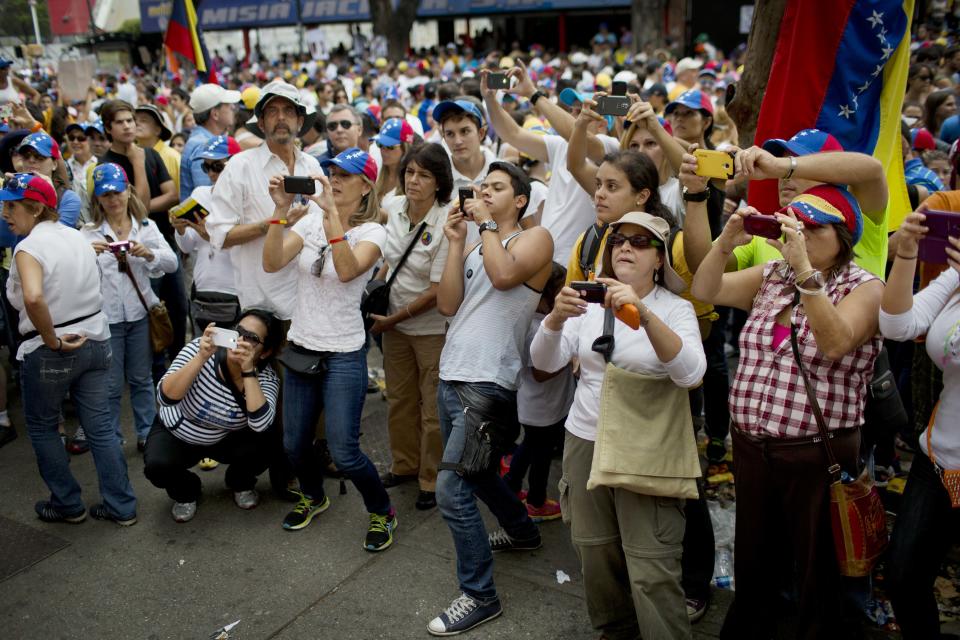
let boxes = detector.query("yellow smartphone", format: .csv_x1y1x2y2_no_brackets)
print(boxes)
693,149,735,180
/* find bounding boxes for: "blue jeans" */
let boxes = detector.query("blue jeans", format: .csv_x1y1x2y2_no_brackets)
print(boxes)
21,339,137,519
282,347,390,514
108,318,157,441
436,380,539,603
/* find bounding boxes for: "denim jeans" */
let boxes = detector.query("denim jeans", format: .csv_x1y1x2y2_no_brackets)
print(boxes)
887,452,960,638
282,347,390,514
436,380,539,603
21,339,137,519
108,317,157,441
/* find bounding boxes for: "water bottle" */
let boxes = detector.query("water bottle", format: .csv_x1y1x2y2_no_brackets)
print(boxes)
712,547,735,590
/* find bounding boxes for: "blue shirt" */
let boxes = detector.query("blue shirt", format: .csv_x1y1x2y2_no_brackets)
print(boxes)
179,125,216,200
904,157,944,193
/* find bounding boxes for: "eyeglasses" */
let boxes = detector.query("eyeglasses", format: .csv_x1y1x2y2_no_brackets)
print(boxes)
327,120,354,131
379,143,400,150
67,135,86,143
607,233,663,249
311,245,330,277
236,326,262,346
202,160,226,174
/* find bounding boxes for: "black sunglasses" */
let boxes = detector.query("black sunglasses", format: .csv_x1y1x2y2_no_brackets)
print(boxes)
607,233,664,249
202,160,226,174
327,120,354,131
67,135,87,143
237,326,262,346
311,245,330,277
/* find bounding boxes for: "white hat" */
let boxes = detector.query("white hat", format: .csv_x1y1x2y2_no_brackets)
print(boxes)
675,57,703,75
249,80,317,137
569,52,588,66
189,83,241,113
608,212,685,294
613,70,638,84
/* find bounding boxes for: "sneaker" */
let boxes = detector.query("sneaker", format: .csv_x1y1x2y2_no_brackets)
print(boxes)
89,503,137,527
498,454,513,477
282,493,330,531
526,498,562,523
706,437,727,465
233,489,259,510
686,597,708,623
488,527,542,552
364,510,398,552
198,458,219,470
427,593,502,636
171,501,197,523
415,490,437,510
0,425,16,449
136,437,147,453
34,500,86,524
66,426,89,454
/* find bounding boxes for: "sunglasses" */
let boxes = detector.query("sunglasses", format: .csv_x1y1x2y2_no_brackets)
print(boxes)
67,135,87,143
607,233,663,249
311,245,330,277
379,143,400,150
237,326,262,346
327,120,354,131
202,160,226,174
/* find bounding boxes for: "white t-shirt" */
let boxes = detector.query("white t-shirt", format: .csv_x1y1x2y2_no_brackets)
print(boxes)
526,179,548,222
541,134,598,264
8,222,109,360
517,313,576,426
530,287,706,441
287,217,386,352
659,177,684,227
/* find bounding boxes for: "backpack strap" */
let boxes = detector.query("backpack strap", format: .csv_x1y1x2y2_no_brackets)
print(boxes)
578,222,608,278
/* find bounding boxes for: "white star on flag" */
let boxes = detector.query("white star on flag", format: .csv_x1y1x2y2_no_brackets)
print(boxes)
868,10,884,28
839,104,854,119
857,80,871,93
871,64,884,77
876,28,887,43
882,45,895,59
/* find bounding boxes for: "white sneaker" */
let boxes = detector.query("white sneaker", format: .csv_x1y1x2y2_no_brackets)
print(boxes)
171,501,197,522
233,490,259,510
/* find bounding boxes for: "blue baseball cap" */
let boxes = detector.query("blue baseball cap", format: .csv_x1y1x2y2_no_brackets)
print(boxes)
320,147,378,182
0,58,12,69
372,118,418,147
197,135,241,160
664,88,715,117
17,132,61,159
432,99,485,128
762,128,844,157
0,172,57,208
559,88,588,106
92,163,129,197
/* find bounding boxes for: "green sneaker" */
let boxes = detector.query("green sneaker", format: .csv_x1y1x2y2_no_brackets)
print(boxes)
282,492,330,531
364,510,398,552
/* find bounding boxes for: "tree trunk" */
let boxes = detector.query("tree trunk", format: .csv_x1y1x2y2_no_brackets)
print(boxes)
726,0,789,148
632,0,668,53
370,0,419,60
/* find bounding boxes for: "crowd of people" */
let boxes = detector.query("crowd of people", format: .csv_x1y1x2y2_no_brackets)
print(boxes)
0,13,959,638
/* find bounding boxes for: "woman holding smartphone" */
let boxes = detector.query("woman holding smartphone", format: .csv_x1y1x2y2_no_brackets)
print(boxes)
82,163,178,451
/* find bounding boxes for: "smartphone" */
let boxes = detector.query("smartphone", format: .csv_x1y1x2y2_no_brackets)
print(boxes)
742,214,783,240
611,81,627,96
283,176,316,195
570,281,607,303
108,240,131,254
918,210,960,264
594,95,630,117
211,327,239,350
0,104,12,120
487,72,509,89
694,149,736,180
458,187,474,215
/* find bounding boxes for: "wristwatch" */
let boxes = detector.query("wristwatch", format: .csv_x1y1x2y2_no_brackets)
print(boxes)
478,220,499,234
530,90,546,106
682,186,709,202
241,369,258,378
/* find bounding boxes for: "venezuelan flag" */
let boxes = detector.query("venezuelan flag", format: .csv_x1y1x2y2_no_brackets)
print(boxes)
164,0,209,76
750,0,914,233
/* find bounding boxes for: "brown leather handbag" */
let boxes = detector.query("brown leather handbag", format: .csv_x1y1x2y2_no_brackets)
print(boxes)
124,267,173,354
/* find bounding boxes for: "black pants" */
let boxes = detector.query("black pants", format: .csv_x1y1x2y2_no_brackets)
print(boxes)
701,319,731,443
681,487,715,602
503,419,565,507
887,452,960,639
143,422,274,503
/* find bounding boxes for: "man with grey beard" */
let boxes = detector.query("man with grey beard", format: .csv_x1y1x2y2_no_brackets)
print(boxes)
206,80,320,320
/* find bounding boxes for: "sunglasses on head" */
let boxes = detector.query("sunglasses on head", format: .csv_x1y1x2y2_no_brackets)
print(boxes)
202,160,226,174
607,232,663,249
236,326,262,346
327,120,354,131
311,245,330,277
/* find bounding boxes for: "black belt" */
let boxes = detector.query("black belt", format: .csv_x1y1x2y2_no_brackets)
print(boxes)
21,310,102,341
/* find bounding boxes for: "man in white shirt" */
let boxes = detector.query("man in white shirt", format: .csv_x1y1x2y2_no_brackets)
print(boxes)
206,81,320,320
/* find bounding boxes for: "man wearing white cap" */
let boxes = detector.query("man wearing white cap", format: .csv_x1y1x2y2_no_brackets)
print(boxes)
180,84,241,200
669,58,702,101
205,80,320,319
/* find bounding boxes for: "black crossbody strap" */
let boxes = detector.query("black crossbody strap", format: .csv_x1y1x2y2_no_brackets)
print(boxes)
788,291,841,482
385,220,428,288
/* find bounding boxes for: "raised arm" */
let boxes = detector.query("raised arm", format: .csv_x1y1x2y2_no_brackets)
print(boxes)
437,205,468,317
690,210,766,310
566,103,603,197
479,69,548,162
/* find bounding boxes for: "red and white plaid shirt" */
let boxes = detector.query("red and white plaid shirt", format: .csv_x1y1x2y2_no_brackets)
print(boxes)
730,261,881,438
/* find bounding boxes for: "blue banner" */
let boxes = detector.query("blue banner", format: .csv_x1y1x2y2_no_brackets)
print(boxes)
140,0,629,33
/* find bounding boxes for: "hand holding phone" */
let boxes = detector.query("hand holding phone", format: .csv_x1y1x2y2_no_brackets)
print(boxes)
694,149,736,180
487,72,509,90
211,327,239,350
283,176,316,195
918,210,960,264
570,281,607,303
108,240,131,254
594,95,630,117
458,187,475,219
742,214,783,240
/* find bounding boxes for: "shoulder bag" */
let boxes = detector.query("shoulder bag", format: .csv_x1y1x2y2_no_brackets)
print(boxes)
124,260,174,354
361,220,428,329
788,293,888,577
586,307,701,499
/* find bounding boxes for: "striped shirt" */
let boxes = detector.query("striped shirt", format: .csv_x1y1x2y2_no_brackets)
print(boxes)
157,339,280,446
730,261,881,438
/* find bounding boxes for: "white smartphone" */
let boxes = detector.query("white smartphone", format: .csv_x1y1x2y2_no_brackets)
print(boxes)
211,328,239,349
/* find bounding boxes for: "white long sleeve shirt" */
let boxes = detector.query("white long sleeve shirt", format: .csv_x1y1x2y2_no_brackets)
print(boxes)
81,218,178,324
531,286,706,441
175,186,237,296
880,268,960,469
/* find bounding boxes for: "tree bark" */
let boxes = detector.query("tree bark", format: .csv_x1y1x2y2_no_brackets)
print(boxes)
632,0,668,53
369,0,419,60
727,0,790,148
